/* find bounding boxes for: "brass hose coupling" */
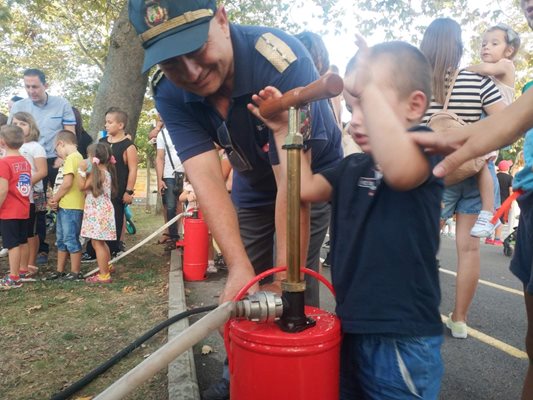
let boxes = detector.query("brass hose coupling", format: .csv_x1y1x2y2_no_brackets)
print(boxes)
233,291,283,323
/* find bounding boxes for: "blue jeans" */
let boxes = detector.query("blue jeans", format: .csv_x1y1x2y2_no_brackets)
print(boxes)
441,177,481,220
162,177,180,237
56,208,83,253
340,334,444,400
510,191,533,294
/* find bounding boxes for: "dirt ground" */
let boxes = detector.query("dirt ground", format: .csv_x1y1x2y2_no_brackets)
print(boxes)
0,206,172,400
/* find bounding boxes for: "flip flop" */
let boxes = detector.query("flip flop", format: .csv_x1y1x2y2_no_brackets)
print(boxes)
20,265,39,278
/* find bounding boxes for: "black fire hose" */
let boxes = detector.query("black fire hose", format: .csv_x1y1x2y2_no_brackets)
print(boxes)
50,304,217,400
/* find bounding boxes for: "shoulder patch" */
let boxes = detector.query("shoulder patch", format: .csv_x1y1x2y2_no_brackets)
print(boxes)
255,32,297,73
150,67,165,97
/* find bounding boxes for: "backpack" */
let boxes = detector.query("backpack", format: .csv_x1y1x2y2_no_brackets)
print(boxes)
426,70,486,186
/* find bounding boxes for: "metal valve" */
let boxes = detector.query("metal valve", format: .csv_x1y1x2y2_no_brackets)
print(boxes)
234,291,283,323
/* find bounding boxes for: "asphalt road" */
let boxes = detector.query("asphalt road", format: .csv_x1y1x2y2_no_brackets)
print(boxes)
186,234,528,399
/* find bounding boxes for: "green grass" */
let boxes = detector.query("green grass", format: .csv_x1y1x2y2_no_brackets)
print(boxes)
0,206,172,400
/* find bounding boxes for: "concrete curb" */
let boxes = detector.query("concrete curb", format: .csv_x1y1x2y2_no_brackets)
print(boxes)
168,249,200,400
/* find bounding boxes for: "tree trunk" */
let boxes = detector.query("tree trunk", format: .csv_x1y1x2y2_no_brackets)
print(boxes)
88,3,148,139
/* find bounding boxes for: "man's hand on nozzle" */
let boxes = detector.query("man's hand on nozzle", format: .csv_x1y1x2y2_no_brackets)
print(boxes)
219,264,259,304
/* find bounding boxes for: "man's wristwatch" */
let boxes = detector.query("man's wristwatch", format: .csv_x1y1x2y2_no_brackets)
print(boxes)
125,189,134,195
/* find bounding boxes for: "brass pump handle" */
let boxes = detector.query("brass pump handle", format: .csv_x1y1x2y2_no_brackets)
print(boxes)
259,73,344,119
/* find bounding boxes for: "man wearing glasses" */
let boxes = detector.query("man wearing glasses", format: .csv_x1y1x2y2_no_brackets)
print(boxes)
129,0,342,312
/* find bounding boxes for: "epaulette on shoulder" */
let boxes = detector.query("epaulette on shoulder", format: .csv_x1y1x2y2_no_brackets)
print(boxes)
150,67,165,97
255,32,297,73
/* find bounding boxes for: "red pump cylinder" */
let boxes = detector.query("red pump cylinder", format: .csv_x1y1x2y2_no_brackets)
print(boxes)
177,209,209,281
229,305,341,400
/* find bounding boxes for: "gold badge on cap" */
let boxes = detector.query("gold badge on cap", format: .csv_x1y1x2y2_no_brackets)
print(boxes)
144,1,169,28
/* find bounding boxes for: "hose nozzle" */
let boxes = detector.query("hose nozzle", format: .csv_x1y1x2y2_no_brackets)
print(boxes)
233,291,283,323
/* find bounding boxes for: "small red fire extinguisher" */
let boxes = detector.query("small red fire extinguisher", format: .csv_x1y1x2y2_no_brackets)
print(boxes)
176,209,209,281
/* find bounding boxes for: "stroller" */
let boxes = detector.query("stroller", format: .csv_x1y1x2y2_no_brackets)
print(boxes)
503,226,517,257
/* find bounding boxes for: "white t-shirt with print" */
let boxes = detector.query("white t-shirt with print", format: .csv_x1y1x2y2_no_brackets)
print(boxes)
20,141,47,202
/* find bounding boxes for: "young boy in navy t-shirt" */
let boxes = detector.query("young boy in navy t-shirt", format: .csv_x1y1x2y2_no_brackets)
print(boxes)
249,41,444,399
0,125,32,289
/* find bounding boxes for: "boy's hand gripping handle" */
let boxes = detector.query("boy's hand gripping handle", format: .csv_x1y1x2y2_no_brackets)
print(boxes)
259,73,344,119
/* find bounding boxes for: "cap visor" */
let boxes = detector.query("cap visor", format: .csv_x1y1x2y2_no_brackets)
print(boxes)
141,21,210,73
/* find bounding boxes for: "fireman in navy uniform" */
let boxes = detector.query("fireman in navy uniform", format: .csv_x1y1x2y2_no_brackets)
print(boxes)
129,3,342,396
130,0,341,304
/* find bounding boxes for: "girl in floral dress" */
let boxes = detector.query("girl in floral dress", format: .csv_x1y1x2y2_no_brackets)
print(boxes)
77,143,117,283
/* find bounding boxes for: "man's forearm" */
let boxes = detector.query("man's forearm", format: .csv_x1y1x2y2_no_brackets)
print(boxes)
184,151,253,272
155,155,164,182
462,89,533,156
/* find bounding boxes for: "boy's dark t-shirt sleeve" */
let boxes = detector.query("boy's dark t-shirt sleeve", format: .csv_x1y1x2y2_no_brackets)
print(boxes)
411,125,443,184
320,153,369,190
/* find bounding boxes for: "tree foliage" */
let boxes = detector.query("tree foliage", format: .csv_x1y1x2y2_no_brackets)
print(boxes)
1,0,532,156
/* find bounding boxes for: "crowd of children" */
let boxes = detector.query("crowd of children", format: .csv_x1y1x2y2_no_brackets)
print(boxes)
0,108,138,288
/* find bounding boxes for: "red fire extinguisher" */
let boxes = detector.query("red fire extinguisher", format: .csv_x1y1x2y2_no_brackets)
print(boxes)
176,209,209,281
226,268,342,400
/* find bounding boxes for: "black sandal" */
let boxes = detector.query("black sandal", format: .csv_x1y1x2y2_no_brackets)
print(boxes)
164,241,177,251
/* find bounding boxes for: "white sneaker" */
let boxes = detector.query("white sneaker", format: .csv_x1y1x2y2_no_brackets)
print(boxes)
206,262,217,274
470,210,495,238
0,248,8,257
446,313,468,339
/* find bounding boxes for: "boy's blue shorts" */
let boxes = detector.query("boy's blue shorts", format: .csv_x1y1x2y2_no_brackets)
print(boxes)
56,208,83,253
441,176,481,220
510,191,533,294
340,333,444,400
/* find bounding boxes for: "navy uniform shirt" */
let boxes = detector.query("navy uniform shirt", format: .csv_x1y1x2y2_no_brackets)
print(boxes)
154,24,342,208
320,126,444,337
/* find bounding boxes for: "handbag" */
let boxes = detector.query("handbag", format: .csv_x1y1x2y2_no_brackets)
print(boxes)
427,70,486,186
161,129,184,196
33,190,47,212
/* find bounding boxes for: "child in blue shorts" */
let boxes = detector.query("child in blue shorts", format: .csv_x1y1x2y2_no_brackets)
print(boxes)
249,40,444,399
47,130,85,281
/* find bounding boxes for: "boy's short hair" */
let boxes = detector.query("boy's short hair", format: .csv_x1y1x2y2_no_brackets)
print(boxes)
56,130,78,146
23,68,46,84
345,41,433,111
106,109,128,129
0,125,25,149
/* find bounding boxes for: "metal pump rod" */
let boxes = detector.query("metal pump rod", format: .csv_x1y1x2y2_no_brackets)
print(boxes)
285,108,304,289
277,107,310,332
259,73,344,333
